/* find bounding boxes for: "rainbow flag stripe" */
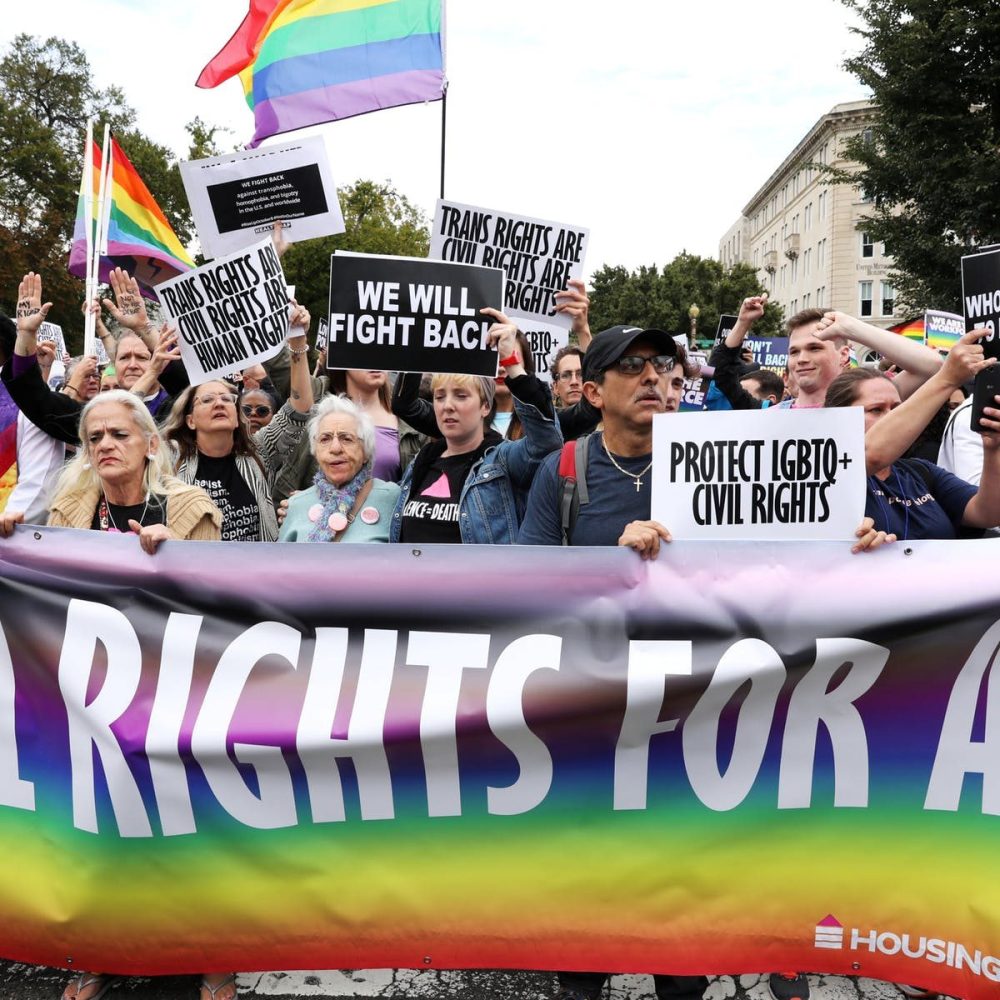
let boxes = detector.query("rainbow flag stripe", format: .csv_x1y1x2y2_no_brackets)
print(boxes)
198,0,445,146
68,138,194,290
889,316,925,344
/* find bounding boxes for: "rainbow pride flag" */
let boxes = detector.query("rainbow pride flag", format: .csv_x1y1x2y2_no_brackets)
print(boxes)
889,315,925,344
197,0,446,147
68,137,194,291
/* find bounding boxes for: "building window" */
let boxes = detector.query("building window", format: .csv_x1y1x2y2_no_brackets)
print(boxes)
861,232,874,258
818,239,826,268
818,190,827,220
804,247,811,276
791,257,798,283
881,282,895,316
817,286,825,307
780,265,787,288
860,281,873,317
862,127,873,146
791,299,799,315
803,293,811,309
805,203,812,230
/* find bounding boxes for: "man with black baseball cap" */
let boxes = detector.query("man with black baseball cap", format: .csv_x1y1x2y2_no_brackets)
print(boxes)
520,326,707,997
519,324,690,557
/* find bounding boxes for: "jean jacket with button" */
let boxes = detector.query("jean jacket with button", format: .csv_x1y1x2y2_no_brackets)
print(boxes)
389,394,563,545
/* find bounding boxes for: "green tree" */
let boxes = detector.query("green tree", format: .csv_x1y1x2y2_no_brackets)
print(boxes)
281,180,430,341
589,253,784,348
837,0,1000,312
0,34,196,351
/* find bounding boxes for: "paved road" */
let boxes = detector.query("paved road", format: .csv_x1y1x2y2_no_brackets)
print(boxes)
0,965,937,1000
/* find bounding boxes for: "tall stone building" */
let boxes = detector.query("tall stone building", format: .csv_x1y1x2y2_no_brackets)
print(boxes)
719,100,899,329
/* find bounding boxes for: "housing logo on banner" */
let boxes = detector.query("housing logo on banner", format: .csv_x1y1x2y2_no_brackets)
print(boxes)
811,915,1000,984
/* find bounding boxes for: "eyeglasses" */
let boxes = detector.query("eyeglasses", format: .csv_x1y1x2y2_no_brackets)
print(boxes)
318,431,359,447
608,354,676,376
241,404,273,418
193,392,239,407
554,369,583,382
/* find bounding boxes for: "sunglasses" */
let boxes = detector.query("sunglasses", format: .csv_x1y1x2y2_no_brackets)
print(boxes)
608,354,676,376
241,404,273,418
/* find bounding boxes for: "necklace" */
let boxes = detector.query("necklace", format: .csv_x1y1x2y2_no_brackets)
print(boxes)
602,436,653,492
99,491,149,534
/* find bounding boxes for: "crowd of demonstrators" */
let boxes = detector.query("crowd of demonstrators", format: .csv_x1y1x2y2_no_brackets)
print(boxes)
3,254,1000,1000
826,329,1000,540
159,304,315,542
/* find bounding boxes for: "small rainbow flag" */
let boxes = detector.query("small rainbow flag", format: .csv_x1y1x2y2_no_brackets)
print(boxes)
197,0,446,147
68,137,194,290
888,315,925,344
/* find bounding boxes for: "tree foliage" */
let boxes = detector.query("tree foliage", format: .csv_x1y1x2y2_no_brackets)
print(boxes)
0,34,198,351
588,253,784,347
281,180,430,343
837,0,1000,312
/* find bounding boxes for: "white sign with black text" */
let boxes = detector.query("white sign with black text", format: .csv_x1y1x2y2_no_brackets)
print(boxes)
180,136,345,259
429,199,588,329
155,238,291,384
651,408,866,540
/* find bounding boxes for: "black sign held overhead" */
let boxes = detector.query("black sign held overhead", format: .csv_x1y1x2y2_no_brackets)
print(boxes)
713,314,740,347
961,248,1000,359
327,254,504,377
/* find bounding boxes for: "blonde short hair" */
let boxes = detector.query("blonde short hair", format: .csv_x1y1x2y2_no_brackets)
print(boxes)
430,373,496,410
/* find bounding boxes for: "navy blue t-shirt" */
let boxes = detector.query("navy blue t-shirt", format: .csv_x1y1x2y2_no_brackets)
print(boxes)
866,458,977,540
518,433,653,546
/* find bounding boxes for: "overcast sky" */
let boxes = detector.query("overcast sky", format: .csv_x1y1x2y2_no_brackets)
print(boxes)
3,0,869,278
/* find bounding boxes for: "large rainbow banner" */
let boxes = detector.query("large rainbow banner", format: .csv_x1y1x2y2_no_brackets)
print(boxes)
1,528,1000,998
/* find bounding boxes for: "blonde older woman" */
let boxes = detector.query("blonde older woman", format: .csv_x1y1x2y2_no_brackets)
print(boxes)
279,395,399,543
0,389,220,551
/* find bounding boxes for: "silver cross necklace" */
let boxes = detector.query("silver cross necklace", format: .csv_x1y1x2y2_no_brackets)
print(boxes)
602,436,653,492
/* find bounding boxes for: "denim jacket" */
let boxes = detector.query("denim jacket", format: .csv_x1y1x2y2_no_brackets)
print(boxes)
390,394,563,544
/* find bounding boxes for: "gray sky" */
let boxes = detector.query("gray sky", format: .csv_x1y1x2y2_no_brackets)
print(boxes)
3,0,869,277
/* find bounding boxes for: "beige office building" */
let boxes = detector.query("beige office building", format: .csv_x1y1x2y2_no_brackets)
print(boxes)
719,100,899,329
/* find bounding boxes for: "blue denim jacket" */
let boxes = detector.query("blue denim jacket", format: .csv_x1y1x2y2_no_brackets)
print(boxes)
390,395,563,544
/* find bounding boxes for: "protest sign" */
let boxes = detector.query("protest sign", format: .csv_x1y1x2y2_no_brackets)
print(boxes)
961,247,1000,358
327,253,503,376
713,313,740,347
679,350,709,412
745,335,790,373
652,407,865,540
429,200,588,328
925,309,965,352
180,136,345,259
37,322,66,357
316,317,329,352
521,319,569,382
155,238,290,383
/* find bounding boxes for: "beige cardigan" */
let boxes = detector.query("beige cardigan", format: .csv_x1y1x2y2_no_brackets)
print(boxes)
49,478,222,540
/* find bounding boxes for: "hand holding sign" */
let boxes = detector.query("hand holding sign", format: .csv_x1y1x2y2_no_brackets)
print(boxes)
481,307,523,375
940,328,997,385
553,279,592,344
618,520,672,560
851,516,897,554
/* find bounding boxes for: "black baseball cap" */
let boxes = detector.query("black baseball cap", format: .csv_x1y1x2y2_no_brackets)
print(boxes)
583,325,679,381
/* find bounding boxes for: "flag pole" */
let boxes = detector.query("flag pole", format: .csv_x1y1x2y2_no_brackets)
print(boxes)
439,87,447,200
83,119,95,354
86,124,111,358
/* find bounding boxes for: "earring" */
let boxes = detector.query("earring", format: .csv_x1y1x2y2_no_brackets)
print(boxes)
82,462,91,470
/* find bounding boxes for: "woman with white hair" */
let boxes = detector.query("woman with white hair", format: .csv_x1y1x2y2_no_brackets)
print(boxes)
278,394,400,543
0,389,221,551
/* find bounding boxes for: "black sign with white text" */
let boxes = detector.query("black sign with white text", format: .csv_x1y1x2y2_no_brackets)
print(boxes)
327,254,504,376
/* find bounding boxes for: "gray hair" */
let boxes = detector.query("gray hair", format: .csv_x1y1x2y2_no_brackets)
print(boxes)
307,394,377,463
